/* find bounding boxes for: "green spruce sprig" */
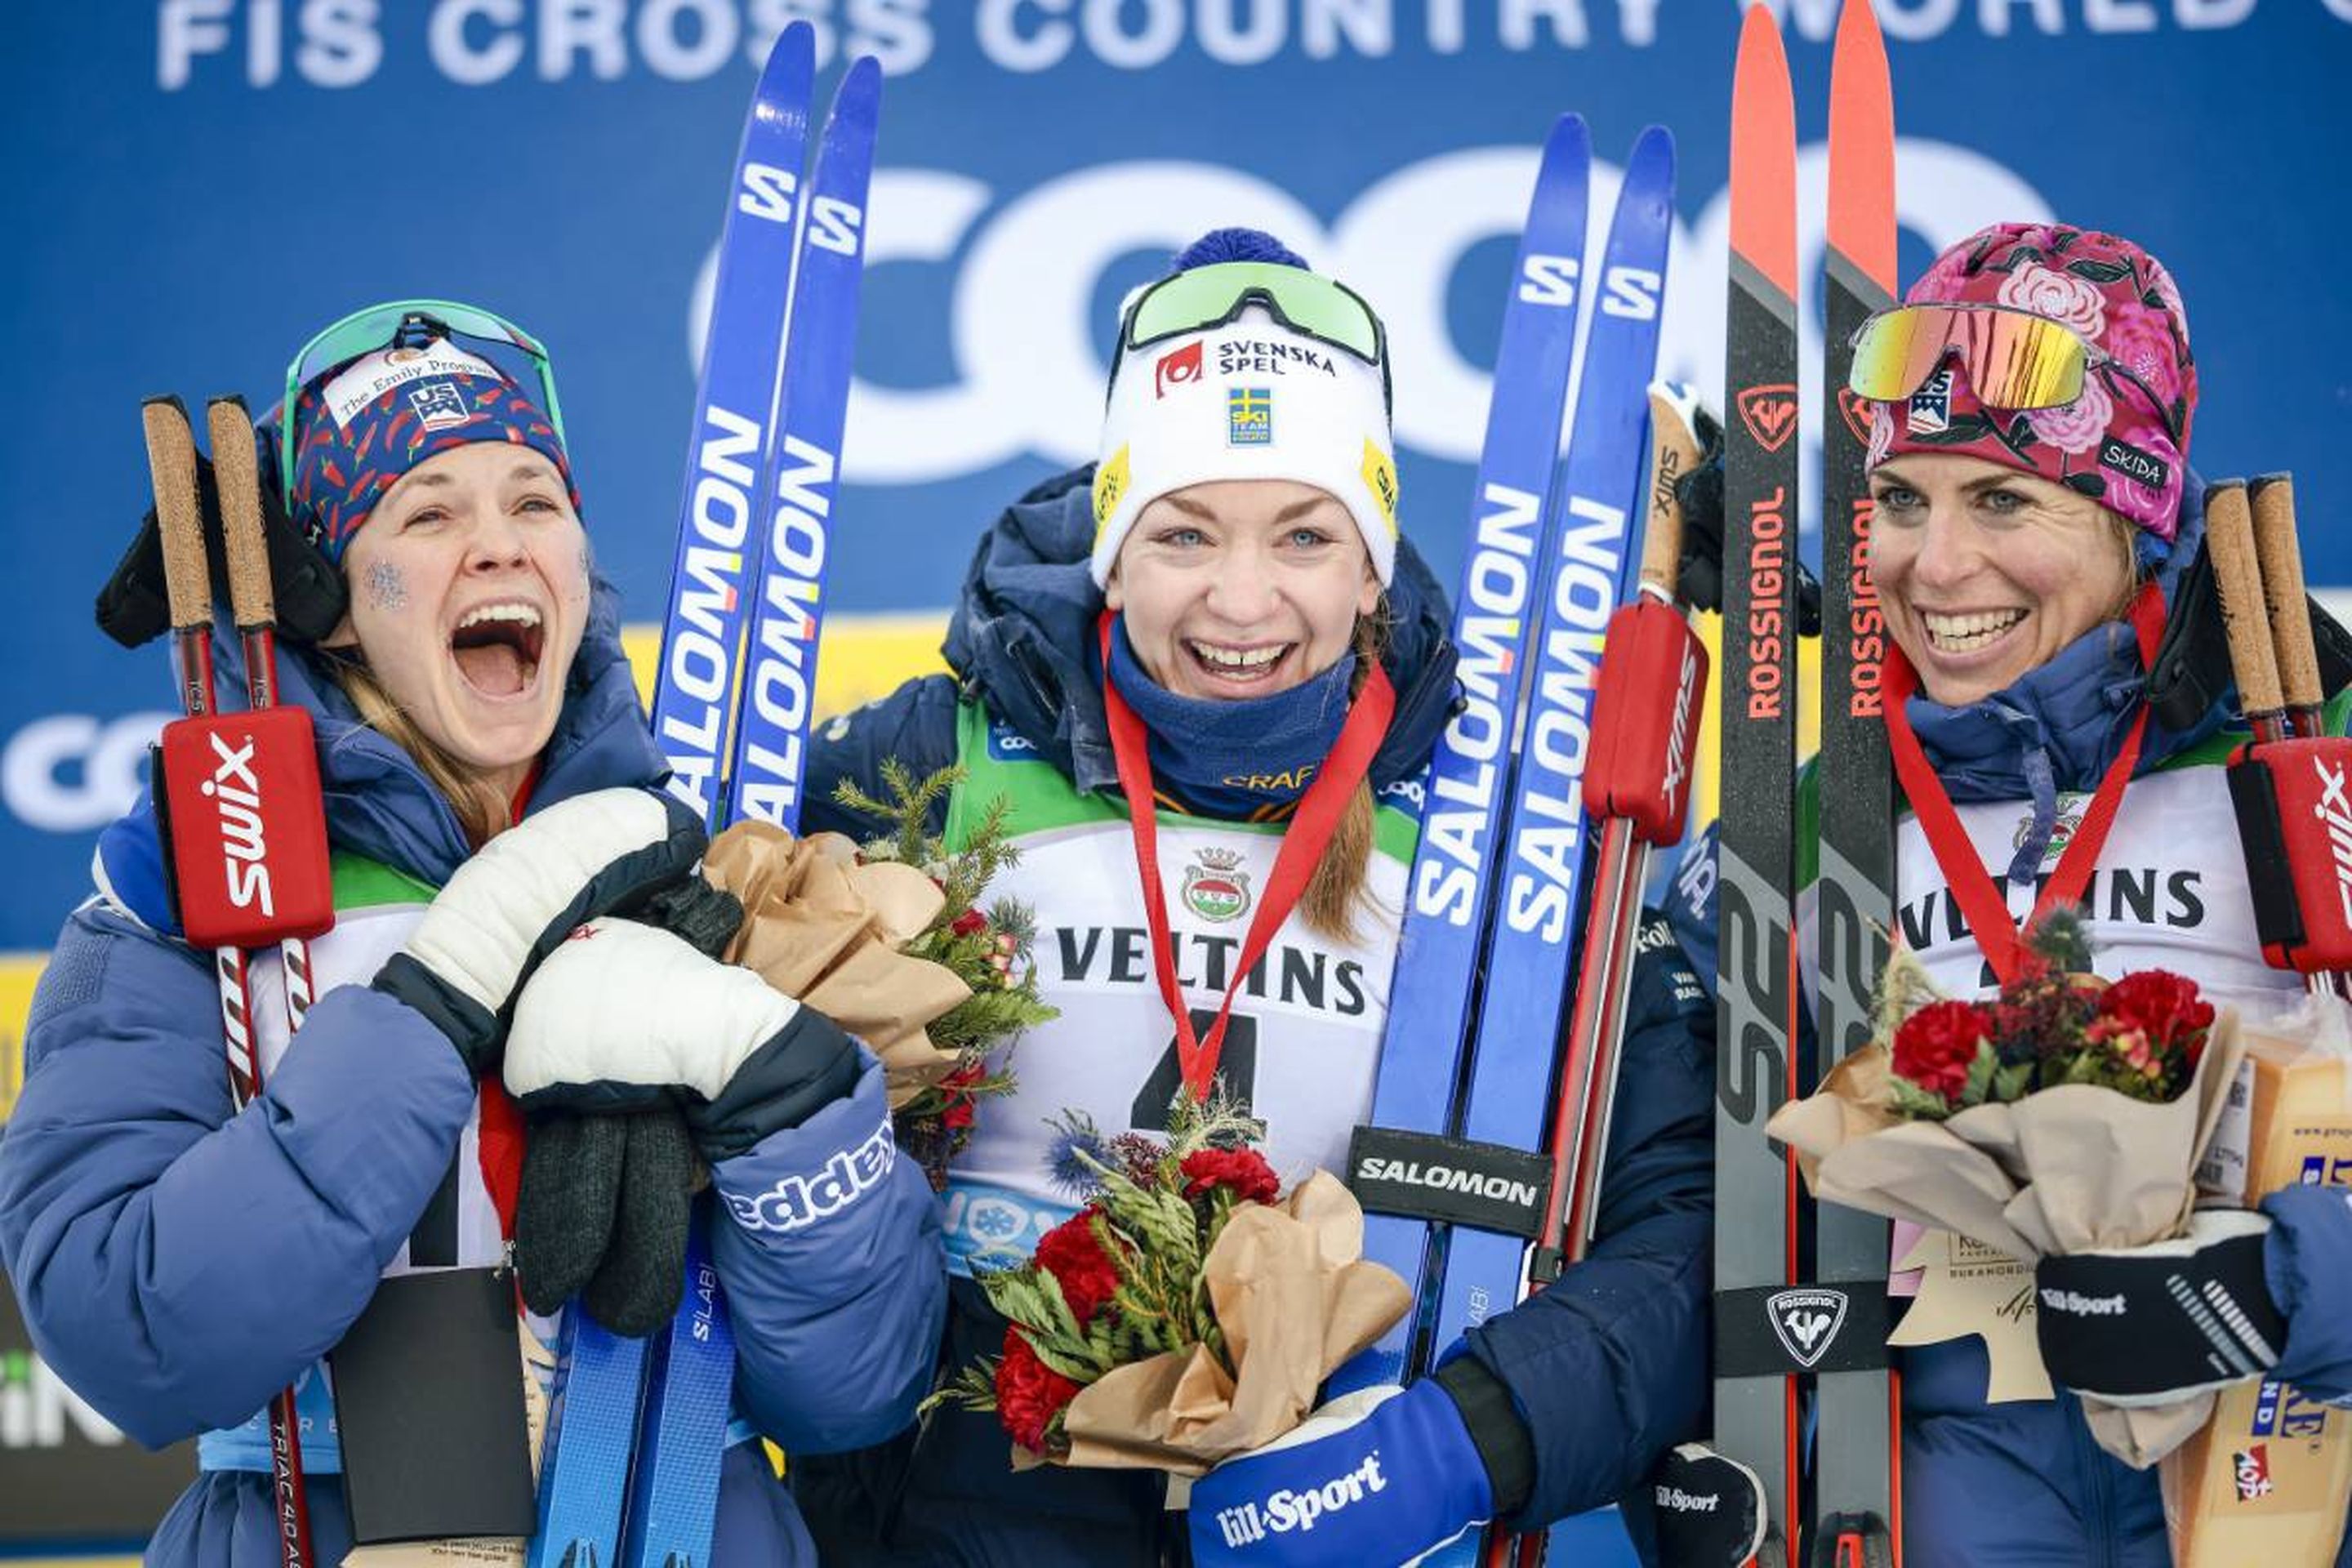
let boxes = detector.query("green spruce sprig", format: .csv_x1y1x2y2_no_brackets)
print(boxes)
831,763,1057,1175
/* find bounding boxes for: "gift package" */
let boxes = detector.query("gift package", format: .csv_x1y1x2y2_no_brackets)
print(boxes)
2170,1022,2352,1566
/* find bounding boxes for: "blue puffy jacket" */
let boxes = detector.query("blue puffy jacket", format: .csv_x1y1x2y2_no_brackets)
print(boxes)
1670,485,2352,1566
789,467,1717,1566
0,580,945,1566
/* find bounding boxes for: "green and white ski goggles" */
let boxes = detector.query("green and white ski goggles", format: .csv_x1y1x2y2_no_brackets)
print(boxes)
280,299,565,480
1112,261,1392,415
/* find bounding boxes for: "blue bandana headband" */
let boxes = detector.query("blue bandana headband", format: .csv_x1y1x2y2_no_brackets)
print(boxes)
283,340,577,562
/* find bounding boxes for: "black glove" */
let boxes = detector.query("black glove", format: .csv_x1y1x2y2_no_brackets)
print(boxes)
1672,402,1823,636
372,788,709,1076
1646,1443,1780,1567
2034,1210,2284,1403
96,439,348,648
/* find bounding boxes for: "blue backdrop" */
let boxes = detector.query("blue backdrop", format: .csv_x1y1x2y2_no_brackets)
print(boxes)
4,2,2348,951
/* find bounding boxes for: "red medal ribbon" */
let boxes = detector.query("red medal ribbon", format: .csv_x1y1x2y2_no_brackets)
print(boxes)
1881,582,2164,988
475,764,547,1241
1098,612,1395,1102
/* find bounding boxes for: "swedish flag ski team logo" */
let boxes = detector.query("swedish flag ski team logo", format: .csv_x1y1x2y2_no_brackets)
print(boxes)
1183,847,1252,923
1227,387,1272,447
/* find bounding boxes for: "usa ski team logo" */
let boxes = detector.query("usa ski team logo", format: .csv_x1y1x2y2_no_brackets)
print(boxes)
1735,383,1798,453
1908,368,1954,435
1766,1287,1848,1369
1183,847,1252,923
1227,387,1272,446
1156,341,1204,398
408,379,475,432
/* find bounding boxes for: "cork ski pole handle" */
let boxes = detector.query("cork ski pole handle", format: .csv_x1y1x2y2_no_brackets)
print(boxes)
2205,479,2287,741
205,396,275,634
2249,473,2323,733
1642,381,1704,604
141,397,212,635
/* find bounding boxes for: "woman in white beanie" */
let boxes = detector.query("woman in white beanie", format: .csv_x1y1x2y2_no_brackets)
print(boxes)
794,230,1713,1566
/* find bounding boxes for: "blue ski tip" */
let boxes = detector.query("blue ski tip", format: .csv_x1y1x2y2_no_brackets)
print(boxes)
1540,113,1592,166
835,52,884,116
1628,123,1677,179
750,23,814,135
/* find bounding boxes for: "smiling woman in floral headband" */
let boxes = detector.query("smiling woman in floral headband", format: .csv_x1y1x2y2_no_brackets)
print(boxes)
1679,221,2352,1566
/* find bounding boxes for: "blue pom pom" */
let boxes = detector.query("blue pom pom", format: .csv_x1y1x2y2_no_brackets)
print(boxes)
1171,228,1307,273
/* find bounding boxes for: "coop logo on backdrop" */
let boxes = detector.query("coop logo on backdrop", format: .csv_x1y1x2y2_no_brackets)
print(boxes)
692,140,2052,486
4,713,172,834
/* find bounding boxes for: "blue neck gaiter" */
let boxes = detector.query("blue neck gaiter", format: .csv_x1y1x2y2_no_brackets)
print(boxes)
1103,615,1356,818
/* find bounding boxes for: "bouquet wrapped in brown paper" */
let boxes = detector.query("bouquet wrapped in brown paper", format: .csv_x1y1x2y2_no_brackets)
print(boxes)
928,1098,1412,1476
1769,908,2245,1468
702,761,1057,1185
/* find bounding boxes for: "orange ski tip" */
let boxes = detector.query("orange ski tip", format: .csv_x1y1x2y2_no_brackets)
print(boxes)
1829,0,1899,291
1731,3,1798,303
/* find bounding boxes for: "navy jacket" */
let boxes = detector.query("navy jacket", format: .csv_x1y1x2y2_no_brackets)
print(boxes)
791,467,1716,1566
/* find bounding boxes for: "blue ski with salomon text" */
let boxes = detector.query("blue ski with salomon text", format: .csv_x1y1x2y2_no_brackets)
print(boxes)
1330,115,1592,1397
722,51,881,831
1424,127,1677,1367
534,30,818,1568
649,25,814,825
636,38,881,1568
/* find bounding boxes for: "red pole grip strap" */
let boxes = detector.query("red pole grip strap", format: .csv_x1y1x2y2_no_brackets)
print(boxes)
1583,600,1709,846
156,706,336,950
2227,735,2352,977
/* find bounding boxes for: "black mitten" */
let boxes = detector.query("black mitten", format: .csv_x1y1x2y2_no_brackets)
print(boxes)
514,1107,697,1336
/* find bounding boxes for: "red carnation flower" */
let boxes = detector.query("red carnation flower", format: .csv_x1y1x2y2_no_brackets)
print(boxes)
1034,1210,1122,1328
995,1328,1080,1454
1891,1000,1992,1104
2090,969,2216,1078
1180,1147,1281,1206
937,1061,987,1132
951,907,990,939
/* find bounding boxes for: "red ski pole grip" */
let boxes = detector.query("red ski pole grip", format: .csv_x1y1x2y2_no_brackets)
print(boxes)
1584,600,1708,846
2226,735,2352,976
156,705,335,950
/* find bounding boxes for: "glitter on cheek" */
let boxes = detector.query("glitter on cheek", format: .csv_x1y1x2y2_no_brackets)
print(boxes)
365,560,408,613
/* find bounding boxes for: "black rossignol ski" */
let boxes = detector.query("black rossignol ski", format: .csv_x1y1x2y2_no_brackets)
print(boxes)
1812,2,1902,1561
1711,7,1803,1564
